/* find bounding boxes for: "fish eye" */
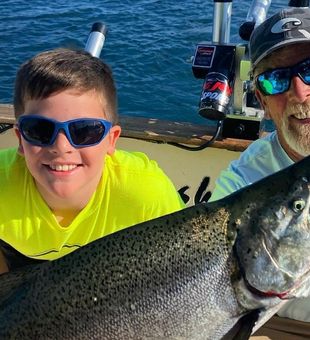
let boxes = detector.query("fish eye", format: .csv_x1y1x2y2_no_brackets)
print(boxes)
291,199,306,213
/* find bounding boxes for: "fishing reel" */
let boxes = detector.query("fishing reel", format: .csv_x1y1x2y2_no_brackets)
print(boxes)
192,40,260,140
192,44,236,121
191,0,268,141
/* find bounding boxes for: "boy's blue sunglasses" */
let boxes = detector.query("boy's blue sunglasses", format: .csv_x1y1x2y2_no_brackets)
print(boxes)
256,58,310,96
17,115,112,148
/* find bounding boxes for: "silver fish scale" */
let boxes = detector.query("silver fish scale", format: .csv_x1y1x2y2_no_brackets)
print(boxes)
0,205,244,339
1,155,310,340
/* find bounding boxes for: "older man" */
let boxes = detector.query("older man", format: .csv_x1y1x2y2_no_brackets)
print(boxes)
210,7,310,339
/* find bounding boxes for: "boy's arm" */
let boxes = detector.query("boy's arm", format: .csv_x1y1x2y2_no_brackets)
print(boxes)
0,248,8,274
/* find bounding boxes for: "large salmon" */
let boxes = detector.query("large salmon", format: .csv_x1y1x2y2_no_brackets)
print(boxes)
0,156,309,339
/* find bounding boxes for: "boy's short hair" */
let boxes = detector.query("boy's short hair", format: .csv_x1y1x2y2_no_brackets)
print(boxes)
14,48,118,124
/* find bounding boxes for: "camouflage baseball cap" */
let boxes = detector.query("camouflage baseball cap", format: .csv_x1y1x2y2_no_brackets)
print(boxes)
249,7,310,68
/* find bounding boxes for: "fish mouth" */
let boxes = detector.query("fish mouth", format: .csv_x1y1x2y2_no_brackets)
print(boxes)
243,277,290,300
234,239,300,300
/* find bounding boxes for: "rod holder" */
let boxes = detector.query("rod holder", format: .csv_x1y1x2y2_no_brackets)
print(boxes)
85,22,107,58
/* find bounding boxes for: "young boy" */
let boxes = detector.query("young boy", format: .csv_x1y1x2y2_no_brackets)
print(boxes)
0,48,185,273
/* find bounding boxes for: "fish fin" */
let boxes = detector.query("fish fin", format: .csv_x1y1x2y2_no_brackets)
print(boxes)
221,309,260,340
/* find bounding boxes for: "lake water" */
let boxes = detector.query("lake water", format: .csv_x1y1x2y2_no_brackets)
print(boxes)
1,0,286,123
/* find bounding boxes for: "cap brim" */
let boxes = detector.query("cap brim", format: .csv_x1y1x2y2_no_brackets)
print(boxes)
252,39,310,68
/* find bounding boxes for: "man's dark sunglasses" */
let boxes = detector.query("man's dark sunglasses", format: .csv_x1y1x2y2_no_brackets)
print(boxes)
256,58,310,96
17,115,112,148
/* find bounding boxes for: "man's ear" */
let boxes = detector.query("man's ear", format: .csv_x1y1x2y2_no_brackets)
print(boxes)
107,125,122,155
14,128,25,156
255,89,271,119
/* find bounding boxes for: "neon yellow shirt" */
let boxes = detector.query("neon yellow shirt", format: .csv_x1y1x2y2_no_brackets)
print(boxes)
0,148,184,261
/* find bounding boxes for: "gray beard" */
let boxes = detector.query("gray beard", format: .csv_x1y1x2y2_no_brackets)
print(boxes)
281,119,310,157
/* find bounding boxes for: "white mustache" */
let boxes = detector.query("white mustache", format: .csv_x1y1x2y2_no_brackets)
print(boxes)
285,104,310,119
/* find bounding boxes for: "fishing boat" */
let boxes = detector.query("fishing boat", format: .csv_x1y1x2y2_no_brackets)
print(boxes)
0,0,309,338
